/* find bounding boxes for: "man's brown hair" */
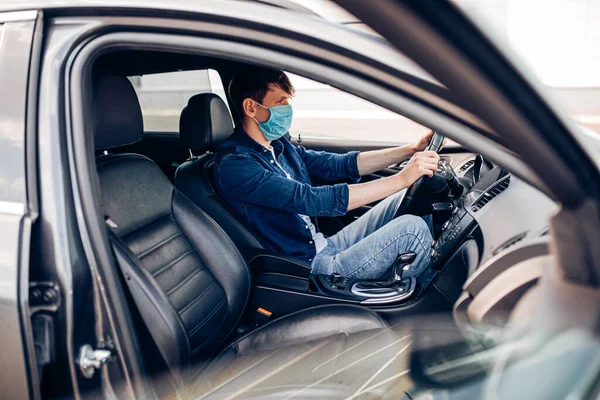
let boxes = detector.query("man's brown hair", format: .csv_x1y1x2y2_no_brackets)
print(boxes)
228,67,295,121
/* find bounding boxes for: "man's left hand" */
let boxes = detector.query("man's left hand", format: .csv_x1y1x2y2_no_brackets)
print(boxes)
412,130,446,153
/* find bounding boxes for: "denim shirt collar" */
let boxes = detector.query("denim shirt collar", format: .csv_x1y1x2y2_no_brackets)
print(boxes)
233,124,285,156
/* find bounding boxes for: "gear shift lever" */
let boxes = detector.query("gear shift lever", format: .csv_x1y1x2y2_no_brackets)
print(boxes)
354,251,417,290
393,252,416,283
351,251,418,300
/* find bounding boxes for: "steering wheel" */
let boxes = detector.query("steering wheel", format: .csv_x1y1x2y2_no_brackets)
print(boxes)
393,132,446,218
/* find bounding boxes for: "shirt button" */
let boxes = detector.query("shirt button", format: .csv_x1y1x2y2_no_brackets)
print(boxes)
305,225,309,229
270,160,274,163
308,259,313,262
309,240,313,244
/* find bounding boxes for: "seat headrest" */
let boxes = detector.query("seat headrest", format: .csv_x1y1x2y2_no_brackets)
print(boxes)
179,93,234,153
93,73,143,151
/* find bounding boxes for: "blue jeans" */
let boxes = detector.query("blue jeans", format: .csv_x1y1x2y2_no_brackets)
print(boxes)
311,190,435,287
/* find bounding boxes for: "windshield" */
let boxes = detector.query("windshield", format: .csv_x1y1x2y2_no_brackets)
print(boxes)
453,0,600,142
293,0,600,154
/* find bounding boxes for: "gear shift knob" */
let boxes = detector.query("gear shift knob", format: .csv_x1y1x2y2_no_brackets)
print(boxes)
393,252,416,282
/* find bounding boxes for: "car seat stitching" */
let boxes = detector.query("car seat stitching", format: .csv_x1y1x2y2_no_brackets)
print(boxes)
150,249,194,277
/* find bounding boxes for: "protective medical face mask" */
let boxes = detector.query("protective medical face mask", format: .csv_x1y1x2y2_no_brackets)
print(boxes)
252,101,293,141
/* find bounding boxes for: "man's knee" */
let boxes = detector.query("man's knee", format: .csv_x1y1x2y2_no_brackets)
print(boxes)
393,214,431,235
392,215,433,275
390,214,433,257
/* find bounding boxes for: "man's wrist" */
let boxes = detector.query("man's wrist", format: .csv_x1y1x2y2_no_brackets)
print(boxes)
396,144,416,161
394,172,408,191
409,143,419,154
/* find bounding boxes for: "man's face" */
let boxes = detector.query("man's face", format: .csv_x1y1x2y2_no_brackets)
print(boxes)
252,83,292,123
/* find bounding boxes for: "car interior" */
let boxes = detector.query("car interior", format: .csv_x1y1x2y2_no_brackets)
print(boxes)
88,48,559,396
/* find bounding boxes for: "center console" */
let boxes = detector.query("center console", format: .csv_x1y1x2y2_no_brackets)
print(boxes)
430,199,476,268
247,250,420,305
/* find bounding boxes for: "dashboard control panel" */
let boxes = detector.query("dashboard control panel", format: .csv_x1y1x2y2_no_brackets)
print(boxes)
431,200,476,267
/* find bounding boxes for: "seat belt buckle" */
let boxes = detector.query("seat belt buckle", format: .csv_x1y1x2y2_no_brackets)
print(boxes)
252,307,272,328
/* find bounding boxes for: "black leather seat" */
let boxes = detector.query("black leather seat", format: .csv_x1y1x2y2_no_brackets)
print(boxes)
93,73,411,396
176,93,265,259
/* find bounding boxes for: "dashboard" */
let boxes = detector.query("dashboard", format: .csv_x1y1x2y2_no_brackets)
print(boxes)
433,154,557,275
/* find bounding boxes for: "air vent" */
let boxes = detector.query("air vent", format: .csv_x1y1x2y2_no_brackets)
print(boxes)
459,159,475,171
471,175,510,212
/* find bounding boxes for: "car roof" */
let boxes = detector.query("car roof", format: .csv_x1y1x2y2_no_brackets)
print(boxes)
0,0,434,80
0,0,316,15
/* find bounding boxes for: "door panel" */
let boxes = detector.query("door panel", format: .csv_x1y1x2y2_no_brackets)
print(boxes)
0,11,39,400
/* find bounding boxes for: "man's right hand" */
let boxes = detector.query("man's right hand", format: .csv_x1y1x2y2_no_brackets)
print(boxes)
397,151,440,188
347,151,440,211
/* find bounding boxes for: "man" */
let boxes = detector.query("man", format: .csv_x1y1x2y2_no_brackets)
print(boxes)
214,67,440,284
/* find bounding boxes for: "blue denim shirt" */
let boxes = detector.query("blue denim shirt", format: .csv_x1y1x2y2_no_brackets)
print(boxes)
213,125,361,262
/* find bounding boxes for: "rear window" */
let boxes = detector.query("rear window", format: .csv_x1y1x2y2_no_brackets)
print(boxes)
128,69,229,133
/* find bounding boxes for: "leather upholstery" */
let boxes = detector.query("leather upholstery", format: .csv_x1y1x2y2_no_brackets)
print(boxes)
97,154,251,383
175,155,265,259
190,306,410,398
175,93,266,258
93,72,402,393
93,73,143,150
228,304,387,356
179,93,233,153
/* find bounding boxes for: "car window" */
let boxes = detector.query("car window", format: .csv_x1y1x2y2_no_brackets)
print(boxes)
286,72,430,143
128,69,229,133
0,20,31,204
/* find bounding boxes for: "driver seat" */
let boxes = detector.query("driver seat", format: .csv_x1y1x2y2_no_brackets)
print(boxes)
175,93,266,259
93,72,410,395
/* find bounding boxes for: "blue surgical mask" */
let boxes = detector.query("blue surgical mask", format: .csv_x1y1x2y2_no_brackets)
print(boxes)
253,101,293,141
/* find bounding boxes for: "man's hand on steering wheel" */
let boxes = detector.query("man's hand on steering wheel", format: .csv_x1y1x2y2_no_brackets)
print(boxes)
412,130,448,153
398,151,440,188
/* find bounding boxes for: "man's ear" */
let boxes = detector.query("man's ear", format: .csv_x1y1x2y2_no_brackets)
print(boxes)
242,98,257,118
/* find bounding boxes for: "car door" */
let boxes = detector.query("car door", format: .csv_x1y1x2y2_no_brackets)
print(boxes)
0,9,42,400
45,1,599,397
